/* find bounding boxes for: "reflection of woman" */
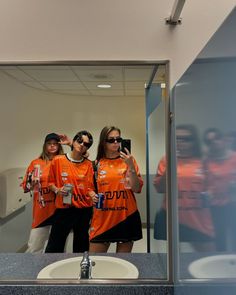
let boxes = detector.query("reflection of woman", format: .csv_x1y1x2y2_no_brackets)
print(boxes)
203,128,236,251
89,126,143,253
22,133,66,253
154,125,215,251
45,130,94,253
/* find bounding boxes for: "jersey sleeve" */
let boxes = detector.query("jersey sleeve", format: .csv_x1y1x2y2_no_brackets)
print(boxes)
132,158,144,193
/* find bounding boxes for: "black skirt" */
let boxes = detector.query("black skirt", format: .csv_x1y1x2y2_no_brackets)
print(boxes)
154,208,213,242
90,210,143,243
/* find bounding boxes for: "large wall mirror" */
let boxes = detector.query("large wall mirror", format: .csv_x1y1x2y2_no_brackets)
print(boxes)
0,62,170,281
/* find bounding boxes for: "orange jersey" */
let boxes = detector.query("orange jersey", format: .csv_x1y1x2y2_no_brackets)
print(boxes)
48,154,94,208
205,152,236,206
22,158,56,228
154,157,214,237
89,157,143,240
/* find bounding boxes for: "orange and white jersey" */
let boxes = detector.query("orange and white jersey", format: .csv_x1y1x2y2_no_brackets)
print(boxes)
205,152,236,206
154,157,214,237
89,157,143,240
48,154,94,208
22,158,56,228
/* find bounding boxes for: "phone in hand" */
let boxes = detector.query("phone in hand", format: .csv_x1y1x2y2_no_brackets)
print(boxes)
121,139,131,154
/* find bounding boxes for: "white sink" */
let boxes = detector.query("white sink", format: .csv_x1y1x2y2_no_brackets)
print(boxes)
37,256,139,279
189,255,236,279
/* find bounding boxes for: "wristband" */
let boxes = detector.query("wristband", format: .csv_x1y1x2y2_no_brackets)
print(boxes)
54,188,59,195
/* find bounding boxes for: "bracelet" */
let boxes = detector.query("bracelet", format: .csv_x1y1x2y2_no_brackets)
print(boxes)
54,188,59,195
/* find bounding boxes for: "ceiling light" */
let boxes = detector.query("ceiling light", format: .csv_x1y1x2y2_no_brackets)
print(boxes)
97,84,111,89
161,83,166,89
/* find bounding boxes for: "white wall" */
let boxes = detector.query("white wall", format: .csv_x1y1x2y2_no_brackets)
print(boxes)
0,71,146,173
0,1,235,87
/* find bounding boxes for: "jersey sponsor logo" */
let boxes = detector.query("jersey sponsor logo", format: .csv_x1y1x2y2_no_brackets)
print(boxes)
99,170,107,175
100,181,109,186
61,172,68,177
105,190,128,200
101,206,128,211
194,168,204,176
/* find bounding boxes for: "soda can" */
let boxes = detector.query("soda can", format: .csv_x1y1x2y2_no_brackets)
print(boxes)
96,193,104,209
63,183,73,196
63,183,73,205
33,165,41,182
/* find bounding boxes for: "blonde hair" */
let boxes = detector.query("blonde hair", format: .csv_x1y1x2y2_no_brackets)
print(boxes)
39,142,64,161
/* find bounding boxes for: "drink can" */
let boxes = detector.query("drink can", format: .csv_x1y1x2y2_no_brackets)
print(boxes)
63,183,73,196
63,183,73,205
33,165,41,181
96,193,104,209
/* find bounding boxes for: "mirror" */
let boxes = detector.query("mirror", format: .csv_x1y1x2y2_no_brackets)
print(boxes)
0,63,167,255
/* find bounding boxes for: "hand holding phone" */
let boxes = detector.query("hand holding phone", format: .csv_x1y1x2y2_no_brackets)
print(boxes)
121,139,131,154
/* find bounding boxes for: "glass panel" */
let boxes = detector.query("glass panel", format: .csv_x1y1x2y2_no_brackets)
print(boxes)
146,81,168,280
174,8,236,281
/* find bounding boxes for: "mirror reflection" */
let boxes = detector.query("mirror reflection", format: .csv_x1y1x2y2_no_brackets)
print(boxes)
0,64,166,254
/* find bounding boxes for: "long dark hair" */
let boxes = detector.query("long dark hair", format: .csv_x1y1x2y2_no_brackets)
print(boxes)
96,126,121,161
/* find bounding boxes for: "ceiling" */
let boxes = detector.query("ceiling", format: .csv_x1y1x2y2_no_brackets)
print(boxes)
0,65,166,97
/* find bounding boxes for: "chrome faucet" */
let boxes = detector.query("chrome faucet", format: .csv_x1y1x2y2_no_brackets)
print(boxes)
79,251,95,279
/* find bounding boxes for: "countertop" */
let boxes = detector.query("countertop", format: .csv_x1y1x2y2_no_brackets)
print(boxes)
0,253,171,295
1,253,236,295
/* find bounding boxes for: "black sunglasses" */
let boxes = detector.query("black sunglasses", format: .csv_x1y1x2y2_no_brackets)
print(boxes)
106,137,122,144
76,138,91,148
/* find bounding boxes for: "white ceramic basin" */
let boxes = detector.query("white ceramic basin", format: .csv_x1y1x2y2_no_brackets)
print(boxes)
37,256,139,279
189,255,236,279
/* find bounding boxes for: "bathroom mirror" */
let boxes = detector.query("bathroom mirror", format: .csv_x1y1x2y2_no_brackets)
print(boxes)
0,62,167,259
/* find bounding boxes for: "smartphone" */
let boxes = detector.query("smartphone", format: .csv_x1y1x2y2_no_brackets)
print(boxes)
121,139,131,154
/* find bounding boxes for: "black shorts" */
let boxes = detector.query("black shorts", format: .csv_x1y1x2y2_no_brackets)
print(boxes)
154,208,213,242
90,210,143,243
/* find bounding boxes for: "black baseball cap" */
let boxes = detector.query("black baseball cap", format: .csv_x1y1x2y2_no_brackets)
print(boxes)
44,133,60,143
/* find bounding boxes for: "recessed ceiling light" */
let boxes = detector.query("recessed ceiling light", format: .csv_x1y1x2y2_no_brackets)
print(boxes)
97,84,111,89
161,83,166,89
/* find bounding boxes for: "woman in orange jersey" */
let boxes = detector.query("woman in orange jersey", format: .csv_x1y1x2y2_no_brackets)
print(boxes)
22,133,67,253
45,130,94,253
89,126,143,253
154,125,215,251
203,128,236,251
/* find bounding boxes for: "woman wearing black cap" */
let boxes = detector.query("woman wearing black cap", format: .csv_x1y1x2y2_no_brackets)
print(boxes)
45,130,94,253
22,133,69,253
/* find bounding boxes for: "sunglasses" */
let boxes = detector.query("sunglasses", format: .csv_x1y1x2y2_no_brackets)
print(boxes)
76,138,91,148
106,137,122,144
176,136,194,142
